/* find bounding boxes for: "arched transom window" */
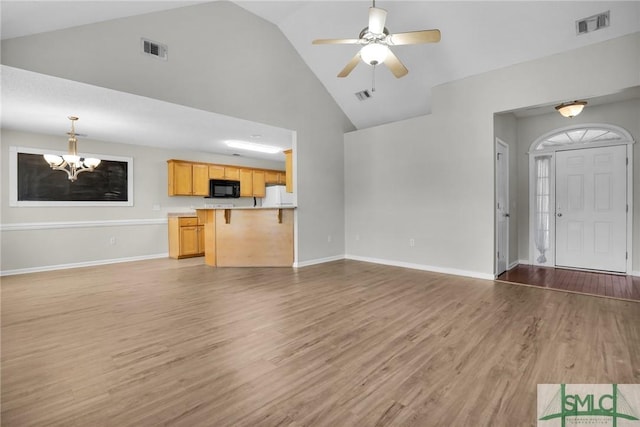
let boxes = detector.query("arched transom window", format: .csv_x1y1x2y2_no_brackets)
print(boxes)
530,124,634,153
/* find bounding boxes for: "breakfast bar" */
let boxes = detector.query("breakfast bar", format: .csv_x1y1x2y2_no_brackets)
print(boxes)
195,207,294,267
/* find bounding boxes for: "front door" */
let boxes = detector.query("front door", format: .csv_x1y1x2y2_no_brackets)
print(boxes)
555,145,627,272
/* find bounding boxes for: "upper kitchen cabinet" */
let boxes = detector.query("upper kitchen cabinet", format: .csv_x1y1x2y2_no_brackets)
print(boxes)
284,149,293,193
224,167,240,180
239,169,253,197
265,170,285,185
208,165,225,179
168,160,208,196
192,164,209,196
168,159,284,198
252,170,266,198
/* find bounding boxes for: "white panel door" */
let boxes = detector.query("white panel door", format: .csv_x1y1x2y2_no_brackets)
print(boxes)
555,145,627,272
495,141,509,276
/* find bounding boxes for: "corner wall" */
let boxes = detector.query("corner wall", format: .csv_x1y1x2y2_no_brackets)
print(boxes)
345,33,640,278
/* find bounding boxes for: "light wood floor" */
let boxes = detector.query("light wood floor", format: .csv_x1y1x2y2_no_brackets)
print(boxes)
2,259,639,426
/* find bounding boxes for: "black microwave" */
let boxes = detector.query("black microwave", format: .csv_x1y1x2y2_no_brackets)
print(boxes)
207,179,240,198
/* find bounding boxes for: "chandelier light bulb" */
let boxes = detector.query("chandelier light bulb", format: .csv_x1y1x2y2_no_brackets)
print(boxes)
44,154,64,166
84,158,101,168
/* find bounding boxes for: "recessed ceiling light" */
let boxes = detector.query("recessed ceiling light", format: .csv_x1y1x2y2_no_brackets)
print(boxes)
225,140,281,154
250,134,262,139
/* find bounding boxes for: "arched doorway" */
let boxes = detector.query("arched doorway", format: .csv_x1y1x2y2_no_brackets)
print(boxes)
528,124,634,273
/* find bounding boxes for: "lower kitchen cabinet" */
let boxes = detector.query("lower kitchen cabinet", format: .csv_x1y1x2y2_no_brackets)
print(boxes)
168,216,204,259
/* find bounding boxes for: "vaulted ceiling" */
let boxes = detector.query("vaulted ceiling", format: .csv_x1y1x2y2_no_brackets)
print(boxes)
1,1,639,139
236,1,640,128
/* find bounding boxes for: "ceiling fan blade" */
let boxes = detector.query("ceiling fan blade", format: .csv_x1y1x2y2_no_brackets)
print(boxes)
337,53,361,78
312,38,361,45
388,29,441,45
368,7,387,34
384,49,408,78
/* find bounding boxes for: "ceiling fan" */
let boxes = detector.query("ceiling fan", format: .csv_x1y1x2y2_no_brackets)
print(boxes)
312,0,441,80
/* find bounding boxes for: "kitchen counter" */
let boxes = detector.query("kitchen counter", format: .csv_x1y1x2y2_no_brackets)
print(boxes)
195,207,295,267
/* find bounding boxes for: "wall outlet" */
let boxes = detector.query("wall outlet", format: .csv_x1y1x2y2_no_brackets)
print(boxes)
355,234,360,241
152,204,161,211
409,238,415,247
327,235,332,243
109,237,116,245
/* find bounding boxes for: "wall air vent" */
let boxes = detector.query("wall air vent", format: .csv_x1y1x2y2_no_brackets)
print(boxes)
141,38,168,60
576,11,609,35
355,90,372,101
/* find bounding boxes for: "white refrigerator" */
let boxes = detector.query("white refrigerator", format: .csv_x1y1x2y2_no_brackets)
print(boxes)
262,185,294,207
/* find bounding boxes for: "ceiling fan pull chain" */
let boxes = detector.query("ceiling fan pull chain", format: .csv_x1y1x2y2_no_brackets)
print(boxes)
372,64,376,92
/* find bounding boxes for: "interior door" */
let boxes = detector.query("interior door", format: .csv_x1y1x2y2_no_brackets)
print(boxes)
495,141,509,276
555,145,627,272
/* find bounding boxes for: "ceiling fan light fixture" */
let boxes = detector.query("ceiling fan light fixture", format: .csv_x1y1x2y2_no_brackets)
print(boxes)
555,100,587,118
360,43,388,65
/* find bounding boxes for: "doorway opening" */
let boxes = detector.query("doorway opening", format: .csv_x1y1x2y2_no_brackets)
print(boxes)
528,124,634,274
495,138,510,276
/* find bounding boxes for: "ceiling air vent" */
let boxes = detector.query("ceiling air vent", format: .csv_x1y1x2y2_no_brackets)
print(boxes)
576,11,609,35
141,38,168,60
355,90,372,101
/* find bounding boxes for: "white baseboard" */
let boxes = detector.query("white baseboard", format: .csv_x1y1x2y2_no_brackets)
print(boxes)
344,254,494,281
0,253,168,277
632,270,640,277
294,254,345,268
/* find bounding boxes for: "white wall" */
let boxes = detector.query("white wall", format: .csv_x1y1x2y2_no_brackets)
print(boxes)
345,33,640,278
0,128,286,273
515,98,640,272
1,2,355,270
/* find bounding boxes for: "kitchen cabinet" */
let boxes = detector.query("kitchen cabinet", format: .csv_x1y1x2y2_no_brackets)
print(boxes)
252,170,266,197
265,171,278,184
208,165,225,179
283,149,293,193
167,160,208,196
224,167,240,180
192,164,209,196
168,216,204,259
168,161,192,195
265,170,285,185
239,169,253,197
168,159,284,197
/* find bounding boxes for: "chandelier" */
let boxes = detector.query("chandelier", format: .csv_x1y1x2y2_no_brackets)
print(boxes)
43,116,101,182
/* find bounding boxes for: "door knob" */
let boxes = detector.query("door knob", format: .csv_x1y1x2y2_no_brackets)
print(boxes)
557,213,563,217
504,213,510,218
